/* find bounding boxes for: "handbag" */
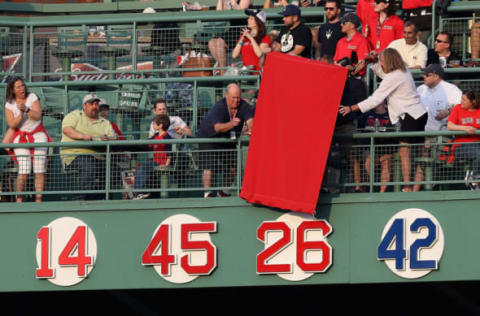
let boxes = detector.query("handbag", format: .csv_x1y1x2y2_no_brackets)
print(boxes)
182,51,213,77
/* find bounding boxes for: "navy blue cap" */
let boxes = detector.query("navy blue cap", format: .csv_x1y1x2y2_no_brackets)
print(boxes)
278,4,301,17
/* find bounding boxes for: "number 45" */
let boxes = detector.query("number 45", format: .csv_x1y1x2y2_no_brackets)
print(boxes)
377,217,438,270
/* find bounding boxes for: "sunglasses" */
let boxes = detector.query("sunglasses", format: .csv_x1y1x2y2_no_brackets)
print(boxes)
325,7,336,11
435,39,449,44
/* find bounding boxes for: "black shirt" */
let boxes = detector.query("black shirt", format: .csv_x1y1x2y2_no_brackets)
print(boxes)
427,49,463,68
317,21,344,59
197,98,254,139
275,22,312,59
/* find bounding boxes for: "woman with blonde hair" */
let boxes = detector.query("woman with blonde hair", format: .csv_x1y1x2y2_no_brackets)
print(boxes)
339,48,427,192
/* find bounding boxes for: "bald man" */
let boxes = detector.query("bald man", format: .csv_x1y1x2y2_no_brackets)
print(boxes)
197,84,254,198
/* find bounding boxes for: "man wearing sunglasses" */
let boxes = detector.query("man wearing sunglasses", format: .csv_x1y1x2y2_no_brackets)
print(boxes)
333,13,371,76
314,0,344,59
427,32,463,68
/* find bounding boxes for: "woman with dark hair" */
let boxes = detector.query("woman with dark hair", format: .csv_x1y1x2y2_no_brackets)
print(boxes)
4,77,50,202
232,9,272,74
367,0,403,52
447,90,480,190
339,48,427,192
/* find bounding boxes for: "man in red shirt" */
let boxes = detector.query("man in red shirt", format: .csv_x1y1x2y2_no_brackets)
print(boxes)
367,0,403,52
334,13,371,76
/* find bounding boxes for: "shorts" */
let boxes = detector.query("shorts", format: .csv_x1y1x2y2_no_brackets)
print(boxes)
198,142,236,171
13,131,48,174
398,112,428,144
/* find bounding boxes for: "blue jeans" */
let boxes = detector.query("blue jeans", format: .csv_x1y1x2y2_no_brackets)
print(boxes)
134,159,156,192
455,143,480,177
67,155,105,200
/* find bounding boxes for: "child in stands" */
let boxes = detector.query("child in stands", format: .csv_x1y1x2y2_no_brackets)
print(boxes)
133,114,171,200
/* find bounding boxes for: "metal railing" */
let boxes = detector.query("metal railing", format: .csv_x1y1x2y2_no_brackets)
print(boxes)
1,130,479,202
0,8,325,82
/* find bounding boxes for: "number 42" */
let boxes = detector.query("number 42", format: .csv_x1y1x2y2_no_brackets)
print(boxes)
377,217,438,270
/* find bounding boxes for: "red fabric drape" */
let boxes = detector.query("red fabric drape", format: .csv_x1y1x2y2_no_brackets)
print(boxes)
240,52,347,215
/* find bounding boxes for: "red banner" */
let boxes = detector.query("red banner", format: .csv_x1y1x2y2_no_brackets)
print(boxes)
240,52,347,215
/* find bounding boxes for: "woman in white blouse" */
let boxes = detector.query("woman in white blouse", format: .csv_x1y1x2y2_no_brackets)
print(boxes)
4,77,49,202
339,48,428,192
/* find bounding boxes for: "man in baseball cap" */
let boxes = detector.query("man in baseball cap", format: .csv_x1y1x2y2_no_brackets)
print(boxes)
60,93,117,200
272,4,312,58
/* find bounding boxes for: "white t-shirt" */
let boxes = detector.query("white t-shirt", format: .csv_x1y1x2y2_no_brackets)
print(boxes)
388,38,428,69
5,93,41,132
148,115,187,139
417,80,462,131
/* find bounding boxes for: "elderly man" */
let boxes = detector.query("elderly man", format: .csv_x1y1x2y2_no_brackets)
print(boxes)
427,32,463,68
148,99,193,139
197,83,254,198
61,93,116,200
388,21,428,69
272,4,312,58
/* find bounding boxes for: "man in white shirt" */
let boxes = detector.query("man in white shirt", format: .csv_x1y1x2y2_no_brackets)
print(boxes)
148,99,193,138
388,21,428,69
417,64,462,132
414,63,461,192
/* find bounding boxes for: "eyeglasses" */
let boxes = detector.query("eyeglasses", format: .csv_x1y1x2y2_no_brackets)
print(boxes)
435,39,449,44
325,7,336,11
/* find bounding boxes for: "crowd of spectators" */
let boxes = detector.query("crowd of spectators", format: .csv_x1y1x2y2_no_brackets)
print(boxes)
3,0,480,201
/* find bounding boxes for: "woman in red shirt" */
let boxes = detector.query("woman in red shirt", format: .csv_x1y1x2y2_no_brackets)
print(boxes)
367,0,403,52
447,89,480,190
232,9,272,74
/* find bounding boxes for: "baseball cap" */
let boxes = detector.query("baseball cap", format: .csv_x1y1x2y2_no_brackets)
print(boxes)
422,64,445,79
83,93,101,104
99,98,109,110
375,0,395,3
245,9,267,24
340,13,361,28
278,4,301,17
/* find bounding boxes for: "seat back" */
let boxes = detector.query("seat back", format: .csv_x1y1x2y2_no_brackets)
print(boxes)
57,26,88,50
105,25,132,50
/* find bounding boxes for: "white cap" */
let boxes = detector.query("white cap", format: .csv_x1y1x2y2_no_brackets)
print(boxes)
245,9,267,24
83,93,100,104
143,7,156,13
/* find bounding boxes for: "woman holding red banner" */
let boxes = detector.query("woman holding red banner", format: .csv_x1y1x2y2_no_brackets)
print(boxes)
4,77,50,203
232,9,272,74
339,48,427,192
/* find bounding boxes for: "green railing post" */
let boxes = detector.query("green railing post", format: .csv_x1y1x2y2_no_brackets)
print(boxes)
22,26,28,80
28,26,34,82
236,137,241,195
193,80,198,132
369,135,375,193
132,22,137,72
105,143,111,200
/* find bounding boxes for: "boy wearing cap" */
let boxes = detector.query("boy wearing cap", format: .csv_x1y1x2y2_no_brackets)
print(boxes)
61,93,116,200
272,4,312,58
